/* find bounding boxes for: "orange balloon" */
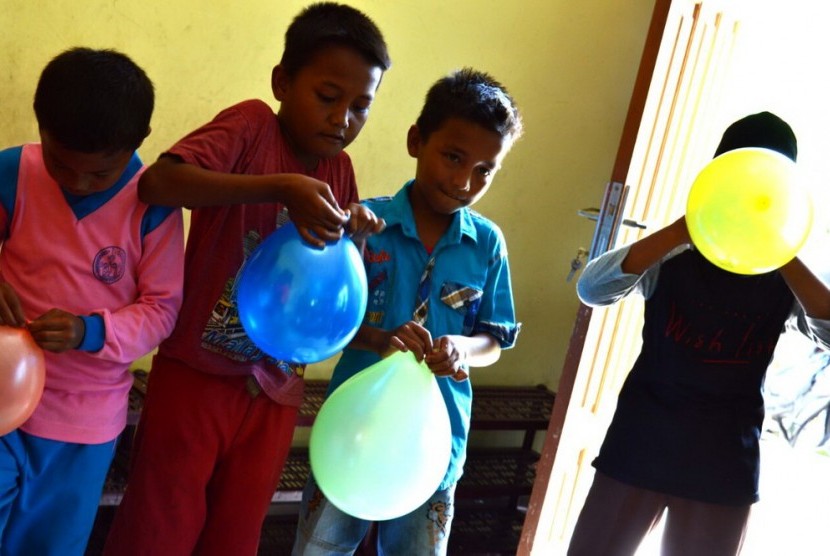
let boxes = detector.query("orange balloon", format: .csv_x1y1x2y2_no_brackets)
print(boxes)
0,326,45,436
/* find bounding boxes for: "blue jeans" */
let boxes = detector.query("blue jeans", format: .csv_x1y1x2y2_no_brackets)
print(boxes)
292,474,456,556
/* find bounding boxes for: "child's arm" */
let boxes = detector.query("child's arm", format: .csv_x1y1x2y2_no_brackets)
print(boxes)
779,257,830,320
26,309,84,352
108,210,183,364
27,208,185,360
139,156,349,247
349,320,433,361
0,155,25,328
0,283,26,328
345,202,386,252
578,216,690,306
87,207,184,362
620,216,691,275
425,333,501,382
347,322,499,381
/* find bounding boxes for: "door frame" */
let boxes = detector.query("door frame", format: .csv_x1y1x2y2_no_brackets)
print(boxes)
517,0,738,556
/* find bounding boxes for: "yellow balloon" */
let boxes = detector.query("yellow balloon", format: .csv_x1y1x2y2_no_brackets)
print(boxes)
686,147,812,275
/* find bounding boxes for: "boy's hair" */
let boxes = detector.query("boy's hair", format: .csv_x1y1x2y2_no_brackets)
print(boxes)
34,47,154,154
416,68,523,144
280,2,391,76
714,111,797,162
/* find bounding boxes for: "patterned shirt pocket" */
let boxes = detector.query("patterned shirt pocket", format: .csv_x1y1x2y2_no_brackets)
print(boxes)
440,282,483,336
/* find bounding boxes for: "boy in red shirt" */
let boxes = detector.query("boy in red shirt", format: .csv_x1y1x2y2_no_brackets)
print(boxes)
104,3,390,554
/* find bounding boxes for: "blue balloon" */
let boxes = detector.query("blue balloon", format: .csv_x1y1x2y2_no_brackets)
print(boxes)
237,223,368,363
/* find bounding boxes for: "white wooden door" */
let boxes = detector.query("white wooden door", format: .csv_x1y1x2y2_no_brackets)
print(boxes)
519,1,743,553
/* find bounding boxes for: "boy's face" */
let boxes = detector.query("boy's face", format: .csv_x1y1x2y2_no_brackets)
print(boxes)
40,131,133,196
407,117,509,216
272,45,383,170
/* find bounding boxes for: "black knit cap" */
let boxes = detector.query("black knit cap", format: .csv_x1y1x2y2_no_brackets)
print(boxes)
714,111,797,162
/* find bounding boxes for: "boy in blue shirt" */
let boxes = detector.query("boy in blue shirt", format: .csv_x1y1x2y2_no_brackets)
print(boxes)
293,68,523,556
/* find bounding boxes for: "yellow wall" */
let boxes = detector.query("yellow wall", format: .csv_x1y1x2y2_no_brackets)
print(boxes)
0,0,655,389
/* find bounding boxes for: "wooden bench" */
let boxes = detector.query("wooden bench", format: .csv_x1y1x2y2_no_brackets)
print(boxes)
89,372,555,555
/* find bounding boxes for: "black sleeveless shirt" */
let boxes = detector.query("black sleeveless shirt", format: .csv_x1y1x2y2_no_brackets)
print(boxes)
593,249,794,505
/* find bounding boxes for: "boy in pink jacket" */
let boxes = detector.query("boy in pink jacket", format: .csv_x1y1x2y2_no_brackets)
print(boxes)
0,47,183,555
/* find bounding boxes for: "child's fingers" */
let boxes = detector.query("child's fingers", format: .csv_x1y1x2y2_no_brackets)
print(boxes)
451,369,469,382
295,224,343,248
395,324,433,360
389,336,408,353
295,226,325,248
0,285,26,327
0,303,18,327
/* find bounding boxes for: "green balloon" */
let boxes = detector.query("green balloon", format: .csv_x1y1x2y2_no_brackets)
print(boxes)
309,350,452,520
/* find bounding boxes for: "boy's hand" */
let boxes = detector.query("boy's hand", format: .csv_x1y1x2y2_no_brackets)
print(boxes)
0,283,27,328
425,336,469,382
283,176,350,248
27,309,85,353
387,320,433,361
345,203,386,244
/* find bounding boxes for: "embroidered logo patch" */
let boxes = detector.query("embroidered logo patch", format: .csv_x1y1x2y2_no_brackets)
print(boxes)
366,311,384,324
93,246,126,284
365,248,391,264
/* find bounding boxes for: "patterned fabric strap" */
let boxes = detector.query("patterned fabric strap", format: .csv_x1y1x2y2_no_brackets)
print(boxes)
412,256,436,325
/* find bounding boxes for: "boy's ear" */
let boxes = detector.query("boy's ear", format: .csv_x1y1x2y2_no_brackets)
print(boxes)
271,65,289,101
406,125,421,157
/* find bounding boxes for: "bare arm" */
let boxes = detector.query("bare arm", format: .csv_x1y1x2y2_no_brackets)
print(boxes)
349,322,500,382
349,321,433,361
138,156,349,246
424,333,501,381
0,282,26,327
779,257,830,319
621,216,691,275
